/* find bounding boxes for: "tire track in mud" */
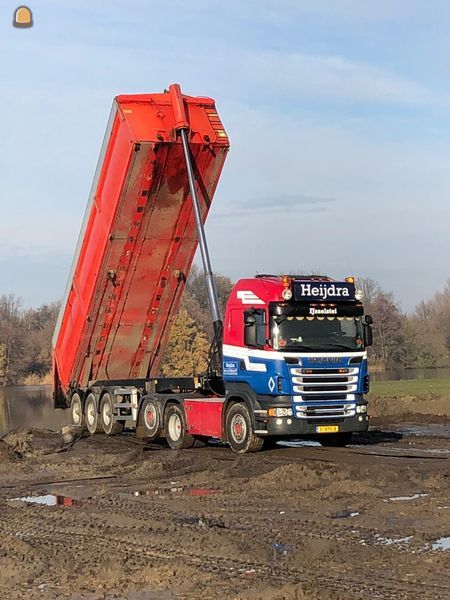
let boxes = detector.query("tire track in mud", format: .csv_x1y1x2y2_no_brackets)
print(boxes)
1,509,449,600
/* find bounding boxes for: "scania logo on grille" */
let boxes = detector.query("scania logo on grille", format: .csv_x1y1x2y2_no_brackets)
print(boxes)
309,357,341,364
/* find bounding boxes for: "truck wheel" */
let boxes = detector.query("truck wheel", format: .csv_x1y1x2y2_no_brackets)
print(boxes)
225,403,264,454
85,393,102,434
100,393,123,435
164,404,195,450
70,392,84,427
137,398,161,439
320,432,352,447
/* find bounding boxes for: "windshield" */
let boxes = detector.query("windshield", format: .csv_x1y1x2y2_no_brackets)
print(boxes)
271,314,364,352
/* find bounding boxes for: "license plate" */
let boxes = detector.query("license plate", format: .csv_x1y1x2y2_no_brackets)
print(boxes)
316,425,339,434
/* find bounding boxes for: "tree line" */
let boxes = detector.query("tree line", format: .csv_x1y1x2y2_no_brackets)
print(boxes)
1,271,449,385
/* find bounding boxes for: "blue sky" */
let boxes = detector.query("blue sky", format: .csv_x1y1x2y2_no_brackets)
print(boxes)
0,1,449,312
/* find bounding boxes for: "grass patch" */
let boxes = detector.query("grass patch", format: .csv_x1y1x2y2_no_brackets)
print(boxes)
369,377,450,399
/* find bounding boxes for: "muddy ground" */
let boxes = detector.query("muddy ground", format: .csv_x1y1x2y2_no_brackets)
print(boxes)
0,397,449,599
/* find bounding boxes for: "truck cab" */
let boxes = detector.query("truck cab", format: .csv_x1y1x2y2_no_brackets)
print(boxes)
222,275,372,446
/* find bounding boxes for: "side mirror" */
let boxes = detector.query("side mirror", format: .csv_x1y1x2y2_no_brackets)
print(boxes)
365,314,373,325
244,310,266,348
363,323,373,347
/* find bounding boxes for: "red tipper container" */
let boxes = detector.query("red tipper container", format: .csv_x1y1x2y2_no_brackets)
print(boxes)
52,86,229,405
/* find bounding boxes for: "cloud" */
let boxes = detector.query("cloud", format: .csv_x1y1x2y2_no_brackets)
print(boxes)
212,193,335,221
244,51,434,106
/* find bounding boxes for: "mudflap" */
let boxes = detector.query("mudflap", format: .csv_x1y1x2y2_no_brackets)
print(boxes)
52,363,68,409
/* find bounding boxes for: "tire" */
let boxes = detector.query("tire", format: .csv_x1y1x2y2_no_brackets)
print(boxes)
225,403,264,454
164,404,195,450
320,432,353,447
84,393,102,434
137,398,161,440
100,393,123,435
70,392,84,427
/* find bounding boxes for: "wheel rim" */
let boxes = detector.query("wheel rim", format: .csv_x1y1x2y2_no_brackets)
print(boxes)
168,413,182,441
145,404,157,430
87,401,96,426
102,401,111,427
230,414,247,444
71,399,81,425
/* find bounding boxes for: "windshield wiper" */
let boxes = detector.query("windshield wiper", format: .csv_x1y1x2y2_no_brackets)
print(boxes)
316,344,359,351
280,346,321,352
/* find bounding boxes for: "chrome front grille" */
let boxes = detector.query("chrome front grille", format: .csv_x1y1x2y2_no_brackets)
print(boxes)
290,366,359,419
294,402,356,419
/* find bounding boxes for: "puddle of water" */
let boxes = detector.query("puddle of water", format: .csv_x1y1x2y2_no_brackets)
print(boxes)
0,385,69,437
188,488,218,497
8,494,78,507
329,510,360,519
135,485,220,497
272,542,295,556
431,536,450,551
388,493,429,502
390,424,450,439
374,534,413,546
278,440,321,448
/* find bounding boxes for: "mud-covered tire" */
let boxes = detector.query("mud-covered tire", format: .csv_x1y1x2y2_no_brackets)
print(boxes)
137,398,161,440
100,393,123,435
164,404,195,450
225,403,264,454
85,393,102,434
70,392,84,427
320,432,352,447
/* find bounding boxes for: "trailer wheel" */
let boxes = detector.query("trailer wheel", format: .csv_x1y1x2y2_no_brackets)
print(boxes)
164,404,195,450
137,398,161,439
320,432,352,447
100,393,123,435
70,393,84,427
85,393,102,434
225,403,264,454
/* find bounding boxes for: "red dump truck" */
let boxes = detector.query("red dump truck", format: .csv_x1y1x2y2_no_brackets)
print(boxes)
53,84,372,453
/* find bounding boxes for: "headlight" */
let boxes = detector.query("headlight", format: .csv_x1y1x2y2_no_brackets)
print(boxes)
268,407,293,417
356,405,367,413
282,288,293,300
355,289,364,300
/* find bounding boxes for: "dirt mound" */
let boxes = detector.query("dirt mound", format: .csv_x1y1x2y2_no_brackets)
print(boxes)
0,439,20,462
321,478,381,499
247,464,322,492
2,428,65,457
234,582,333,600
369,396,450,419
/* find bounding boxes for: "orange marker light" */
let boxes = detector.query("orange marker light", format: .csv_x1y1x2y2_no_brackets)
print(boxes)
13,6,33,28
345,276,355,283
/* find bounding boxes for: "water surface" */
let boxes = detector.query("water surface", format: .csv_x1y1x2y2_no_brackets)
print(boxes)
0,385,68,437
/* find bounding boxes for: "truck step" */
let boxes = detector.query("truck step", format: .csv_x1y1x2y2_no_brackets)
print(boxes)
114,403,131,409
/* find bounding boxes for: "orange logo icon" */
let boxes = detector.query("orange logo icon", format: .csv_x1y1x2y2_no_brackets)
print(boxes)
13,6,33,28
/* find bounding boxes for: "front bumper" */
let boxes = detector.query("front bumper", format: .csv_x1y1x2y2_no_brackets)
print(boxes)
259,412,369,437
